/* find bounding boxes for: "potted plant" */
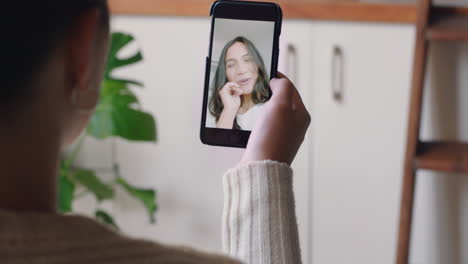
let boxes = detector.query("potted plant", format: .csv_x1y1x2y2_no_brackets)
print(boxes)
59,32,157,229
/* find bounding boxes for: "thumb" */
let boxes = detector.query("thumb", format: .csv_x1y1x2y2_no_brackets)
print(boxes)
270,71,291,95
275,71,288,79
270,78,293,104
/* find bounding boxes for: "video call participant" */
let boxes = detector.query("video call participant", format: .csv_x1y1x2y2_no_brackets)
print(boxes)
209,36,269,131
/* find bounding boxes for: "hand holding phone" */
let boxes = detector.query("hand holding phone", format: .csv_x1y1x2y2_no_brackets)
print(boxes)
240,73,311,166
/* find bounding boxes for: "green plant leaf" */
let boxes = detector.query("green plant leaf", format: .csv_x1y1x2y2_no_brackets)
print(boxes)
95,210,119,230
109,78,143,87
87,79,157,141
73,169,115,201
88,32,157,141
58,174,75,213
58,32,158,228
100,79,140,106
117,177,157,223
105,32,143,79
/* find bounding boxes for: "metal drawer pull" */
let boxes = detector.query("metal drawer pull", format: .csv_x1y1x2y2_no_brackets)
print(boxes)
332,46,344,102
287,44,298,84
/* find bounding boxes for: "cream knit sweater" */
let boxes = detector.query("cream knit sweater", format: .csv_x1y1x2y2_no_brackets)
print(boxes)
0,161,301,264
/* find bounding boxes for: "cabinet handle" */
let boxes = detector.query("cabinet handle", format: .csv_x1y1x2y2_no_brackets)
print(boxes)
332,46,344,102
286,44,298,84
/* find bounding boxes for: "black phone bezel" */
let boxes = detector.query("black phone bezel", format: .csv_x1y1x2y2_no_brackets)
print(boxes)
200,0,282,148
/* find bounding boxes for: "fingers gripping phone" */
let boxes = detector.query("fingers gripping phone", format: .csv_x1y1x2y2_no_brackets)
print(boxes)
200,0,282,148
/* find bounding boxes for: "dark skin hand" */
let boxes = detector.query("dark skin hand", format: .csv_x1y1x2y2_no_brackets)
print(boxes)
240,72,311,166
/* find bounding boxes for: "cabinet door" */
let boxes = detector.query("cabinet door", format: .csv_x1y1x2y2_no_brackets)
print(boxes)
310,22,414,264
279,20,313,264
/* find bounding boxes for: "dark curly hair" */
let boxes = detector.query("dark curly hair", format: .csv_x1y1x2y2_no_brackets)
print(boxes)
1,0,109,110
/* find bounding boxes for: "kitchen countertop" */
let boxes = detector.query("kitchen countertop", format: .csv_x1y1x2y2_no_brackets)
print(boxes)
109,0,468,24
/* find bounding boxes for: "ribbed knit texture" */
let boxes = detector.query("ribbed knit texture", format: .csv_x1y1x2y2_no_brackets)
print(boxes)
0,161,301,264
222,160,302,264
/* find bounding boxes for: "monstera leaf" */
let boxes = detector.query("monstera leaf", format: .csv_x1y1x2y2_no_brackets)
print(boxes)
105,32,143,86
87,32,156,142
117,176,157,224
73,168,115,201
87,79,156,141
96,210,119,230
59,32,158,228
58,174,75,213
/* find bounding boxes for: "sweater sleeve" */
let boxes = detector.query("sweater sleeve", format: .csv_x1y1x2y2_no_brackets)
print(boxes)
222,160,302,264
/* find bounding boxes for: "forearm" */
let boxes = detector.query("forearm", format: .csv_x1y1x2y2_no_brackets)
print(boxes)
222,161,302,264
216,109,237,129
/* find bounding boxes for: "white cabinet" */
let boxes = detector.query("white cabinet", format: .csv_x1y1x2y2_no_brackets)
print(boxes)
288,21,467,264
309,22,414,264
279,21,313,264
281,20,415,264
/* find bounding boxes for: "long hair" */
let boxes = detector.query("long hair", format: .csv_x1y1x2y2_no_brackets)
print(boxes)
209,36,270,130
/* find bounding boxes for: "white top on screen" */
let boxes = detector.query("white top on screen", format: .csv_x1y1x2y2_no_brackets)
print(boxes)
205,103,266,131
236,103,266,131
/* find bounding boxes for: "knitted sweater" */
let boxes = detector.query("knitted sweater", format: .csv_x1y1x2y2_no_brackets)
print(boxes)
0,161,301,264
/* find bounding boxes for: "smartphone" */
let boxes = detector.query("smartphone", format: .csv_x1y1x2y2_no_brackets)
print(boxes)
200,0,282,148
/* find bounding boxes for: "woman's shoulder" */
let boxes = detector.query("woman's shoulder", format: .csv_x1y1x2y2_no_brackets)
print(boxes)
0,210,240,264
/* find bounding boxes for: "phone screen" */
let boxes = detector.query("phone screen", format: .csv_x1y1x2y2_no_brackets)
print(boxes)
205,18,276,132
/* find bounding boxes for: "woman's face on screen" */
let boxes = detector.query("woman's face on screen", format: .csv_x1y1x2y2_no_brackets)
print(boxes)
225,42,259,95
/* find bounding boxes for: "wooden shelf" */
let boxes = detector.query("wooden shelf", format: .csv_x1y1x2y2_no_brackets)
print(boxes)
109,1,468,24
109,0,418,23
427,7,468,41
414,141,468,173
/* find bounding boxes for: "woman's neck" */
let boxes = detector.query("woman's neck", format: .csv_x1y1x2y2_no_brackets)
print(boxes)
0,113,61,213
238,94,255,115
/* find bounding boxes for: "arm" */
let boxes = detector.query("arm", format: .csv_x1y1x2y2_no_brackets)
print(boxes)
216,109,237,129
222,73,310,264
222,160,301,264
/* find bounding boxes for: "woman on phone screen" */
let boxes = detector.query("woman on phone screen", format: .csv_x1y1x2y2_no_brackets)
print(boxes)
209,36,269,130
